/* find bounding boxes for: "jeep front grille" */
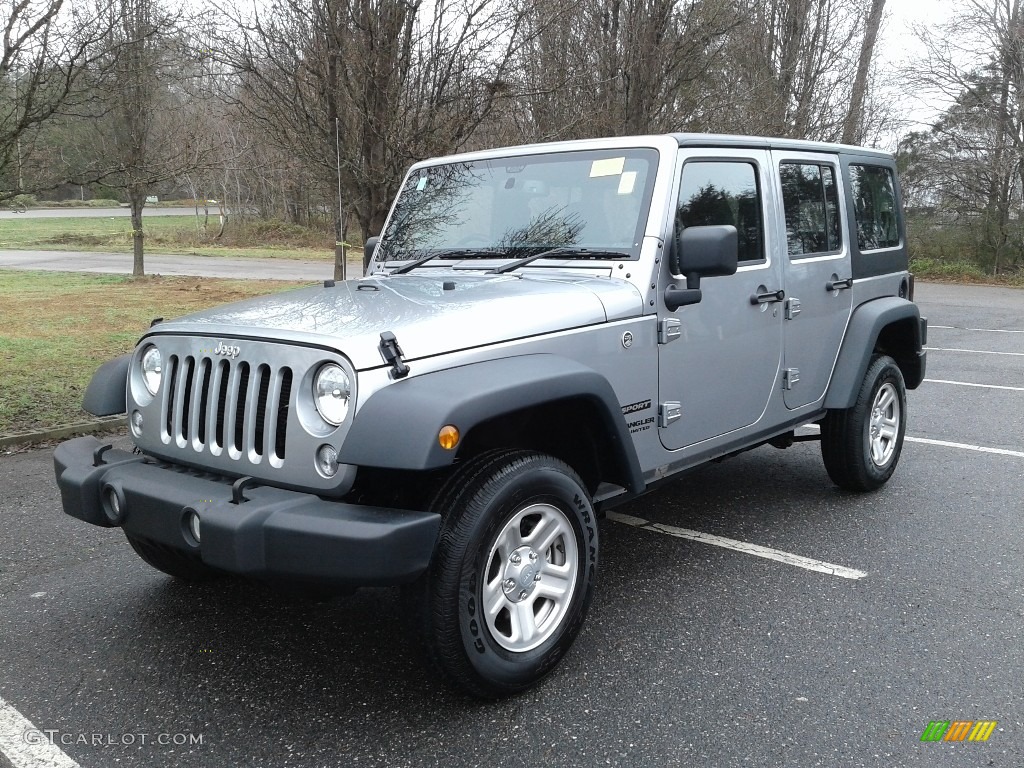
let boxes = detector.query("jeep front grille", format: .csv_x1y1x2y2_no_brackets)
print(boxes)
162,354,293,467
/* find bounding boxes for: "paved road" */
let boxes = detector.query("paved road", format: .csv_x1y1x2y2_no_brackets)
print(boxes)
0,207,199,220
1,282,1022,767
0,249,336,281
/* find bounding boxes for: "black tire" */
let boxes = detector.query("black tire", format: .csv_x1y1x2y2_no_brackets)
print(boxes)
406,450,598,699
125,533,223,581
821,354,907,492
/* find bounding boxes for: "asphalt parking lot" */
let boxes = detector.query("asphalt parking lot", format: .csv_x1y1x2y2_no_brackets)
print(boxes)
1,281,1022,767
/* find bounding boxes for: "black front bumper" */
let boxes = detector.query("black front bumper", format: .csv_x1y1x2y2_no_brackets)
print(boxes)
54,437,441,586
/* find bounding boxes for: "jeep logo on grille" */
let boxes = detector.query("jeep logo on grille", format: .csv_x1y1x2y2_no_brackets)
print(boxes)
213,341,241,358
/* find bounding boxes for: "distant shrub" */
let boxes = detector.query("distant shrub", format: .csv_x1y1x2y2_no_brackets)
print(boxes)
50,199,122,208
909,258,989,282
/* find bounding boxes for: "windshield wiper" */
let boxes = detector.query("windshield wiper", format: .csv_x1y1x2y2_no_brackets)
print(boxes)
487,247,631,275
388,249,506,275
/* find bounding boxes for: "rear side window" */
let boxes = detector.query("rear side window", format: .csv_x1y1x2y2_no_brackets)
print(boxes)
780,163,842,257
678,161,764,264
850,164,899,251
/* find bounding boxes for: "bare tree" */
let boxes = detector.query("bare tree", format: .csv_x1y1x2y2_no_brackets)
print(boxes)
841,0,885,144
506,0,740,141
62,0,213,275
0,0,115,198
218,0,525,279
905,0,1024,274
716,0,866,140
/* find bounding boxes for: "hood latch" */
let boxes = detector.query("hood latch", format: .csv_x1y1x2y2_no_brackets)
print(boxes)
379,331,410,379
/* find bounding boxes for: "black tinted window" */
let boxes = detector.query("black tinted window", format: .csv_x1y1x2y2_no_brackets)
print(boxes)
678,161,763,263
850,164,900,250
780,163,842,256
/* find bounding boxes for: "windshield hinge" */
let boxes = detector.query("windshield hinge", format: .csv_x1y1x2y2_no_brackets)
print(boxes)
379,331,410,379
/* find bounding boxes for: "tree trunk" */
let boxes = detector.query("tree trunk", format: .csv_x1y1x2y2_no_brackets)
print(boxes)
128,186,147,276
842,0,885,145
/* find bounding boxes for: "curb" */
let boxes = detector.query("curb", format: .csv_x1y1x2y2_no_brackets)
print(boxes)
0,417,127,450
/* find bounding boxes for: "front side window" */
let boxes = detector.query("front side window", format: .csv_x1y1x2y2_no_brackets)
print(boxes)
677,161,763,263
850,164,900,251
378,149,658,264
780,162,842,257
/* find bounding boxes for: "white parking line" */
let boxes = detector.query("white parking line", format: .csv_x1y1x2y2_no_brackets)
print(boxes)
931,325,1024,334
0,697,79,768
800,424,1024,457
924,379,1024,392
606,511,867,580
905,436,1024,459
925,347,1024,357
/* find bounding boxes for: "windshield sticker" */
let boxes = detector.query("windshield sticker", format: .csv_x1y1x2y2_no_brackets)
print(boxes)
590,157,625,178
416,176,427,191
618,171,638,195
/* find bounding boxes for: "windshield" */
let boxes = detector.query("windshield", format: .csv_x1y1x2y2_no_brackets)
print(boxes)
377,148,659,268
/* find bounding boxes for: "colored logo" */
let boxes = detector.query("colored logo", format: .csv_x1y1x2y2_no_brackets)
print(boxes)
920,720,997,742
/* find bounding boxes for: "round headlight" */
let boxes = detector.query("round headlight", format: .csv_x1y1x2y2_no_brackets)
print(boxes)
141,346,163,395
314,364,351,426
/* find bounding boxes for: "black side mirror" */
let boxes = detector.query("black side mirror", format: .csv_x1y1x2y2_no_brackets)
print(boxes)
665,225,739,311
363,236,379,272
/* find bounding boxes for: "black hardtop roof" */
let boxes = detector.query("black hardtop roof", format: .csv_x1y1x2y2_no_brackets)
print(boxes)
670,133,893,159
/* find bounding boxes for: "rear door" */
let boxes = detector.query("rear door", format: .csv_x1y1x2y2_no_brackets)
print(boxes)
772,152,853,409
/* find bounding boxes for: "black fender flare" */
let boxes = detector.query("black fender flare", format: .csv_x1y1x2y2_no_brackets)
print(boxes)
824,298,926,410
337,354,645,494
82,354,131,416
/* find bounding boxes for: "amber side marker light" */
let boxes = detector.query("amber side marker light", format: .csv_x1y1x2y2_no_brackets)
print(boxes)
438,425,460,450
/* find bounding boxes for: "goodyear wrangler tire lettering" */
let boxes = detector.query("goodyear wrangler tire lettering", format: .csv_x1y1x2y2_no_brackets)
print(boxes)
404,450,598,699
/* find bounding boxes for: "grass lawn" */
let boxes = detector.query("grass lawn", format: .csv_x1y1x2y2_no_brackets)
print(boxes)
0,213,363,262
0,271,309,434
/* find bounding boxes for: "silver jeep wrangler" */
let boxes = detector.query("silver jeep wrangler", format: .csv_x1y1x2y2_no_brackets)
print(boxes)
54,134,926,697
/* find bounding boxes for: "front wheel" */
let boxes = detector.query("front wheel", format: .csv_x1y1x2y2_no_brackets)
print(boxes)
821,354,907,492
407,450,598,698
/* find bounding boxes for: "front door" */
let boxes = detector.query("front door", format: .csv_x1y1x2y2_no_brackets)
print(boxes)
658,150,784,451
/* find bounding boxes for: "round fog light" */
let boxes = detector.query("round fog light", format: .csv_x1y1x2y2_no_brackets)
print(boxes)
130,410,144,437
103,485,126,525
185,510,201,544
316,444,340,478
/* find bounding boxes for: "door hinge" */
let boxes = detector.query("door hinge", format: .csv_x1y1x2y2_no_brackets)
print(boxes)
659,401,682,427
785,297,802,320
658,318,682,344
783,368,800,390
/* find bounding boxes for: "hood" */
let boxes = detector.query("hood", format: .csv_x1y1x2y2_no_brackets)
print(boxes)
148,271,644,370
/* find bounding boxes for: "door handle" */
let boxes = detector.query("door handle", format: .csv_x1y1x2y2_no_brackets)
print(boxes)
826,277,853,291
750,287,785,305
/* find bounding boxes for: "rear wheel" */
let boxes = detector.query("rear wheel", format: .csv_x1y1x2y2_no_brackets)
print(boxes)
125,533,223,581
406,450,598,698
821,354,907,491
